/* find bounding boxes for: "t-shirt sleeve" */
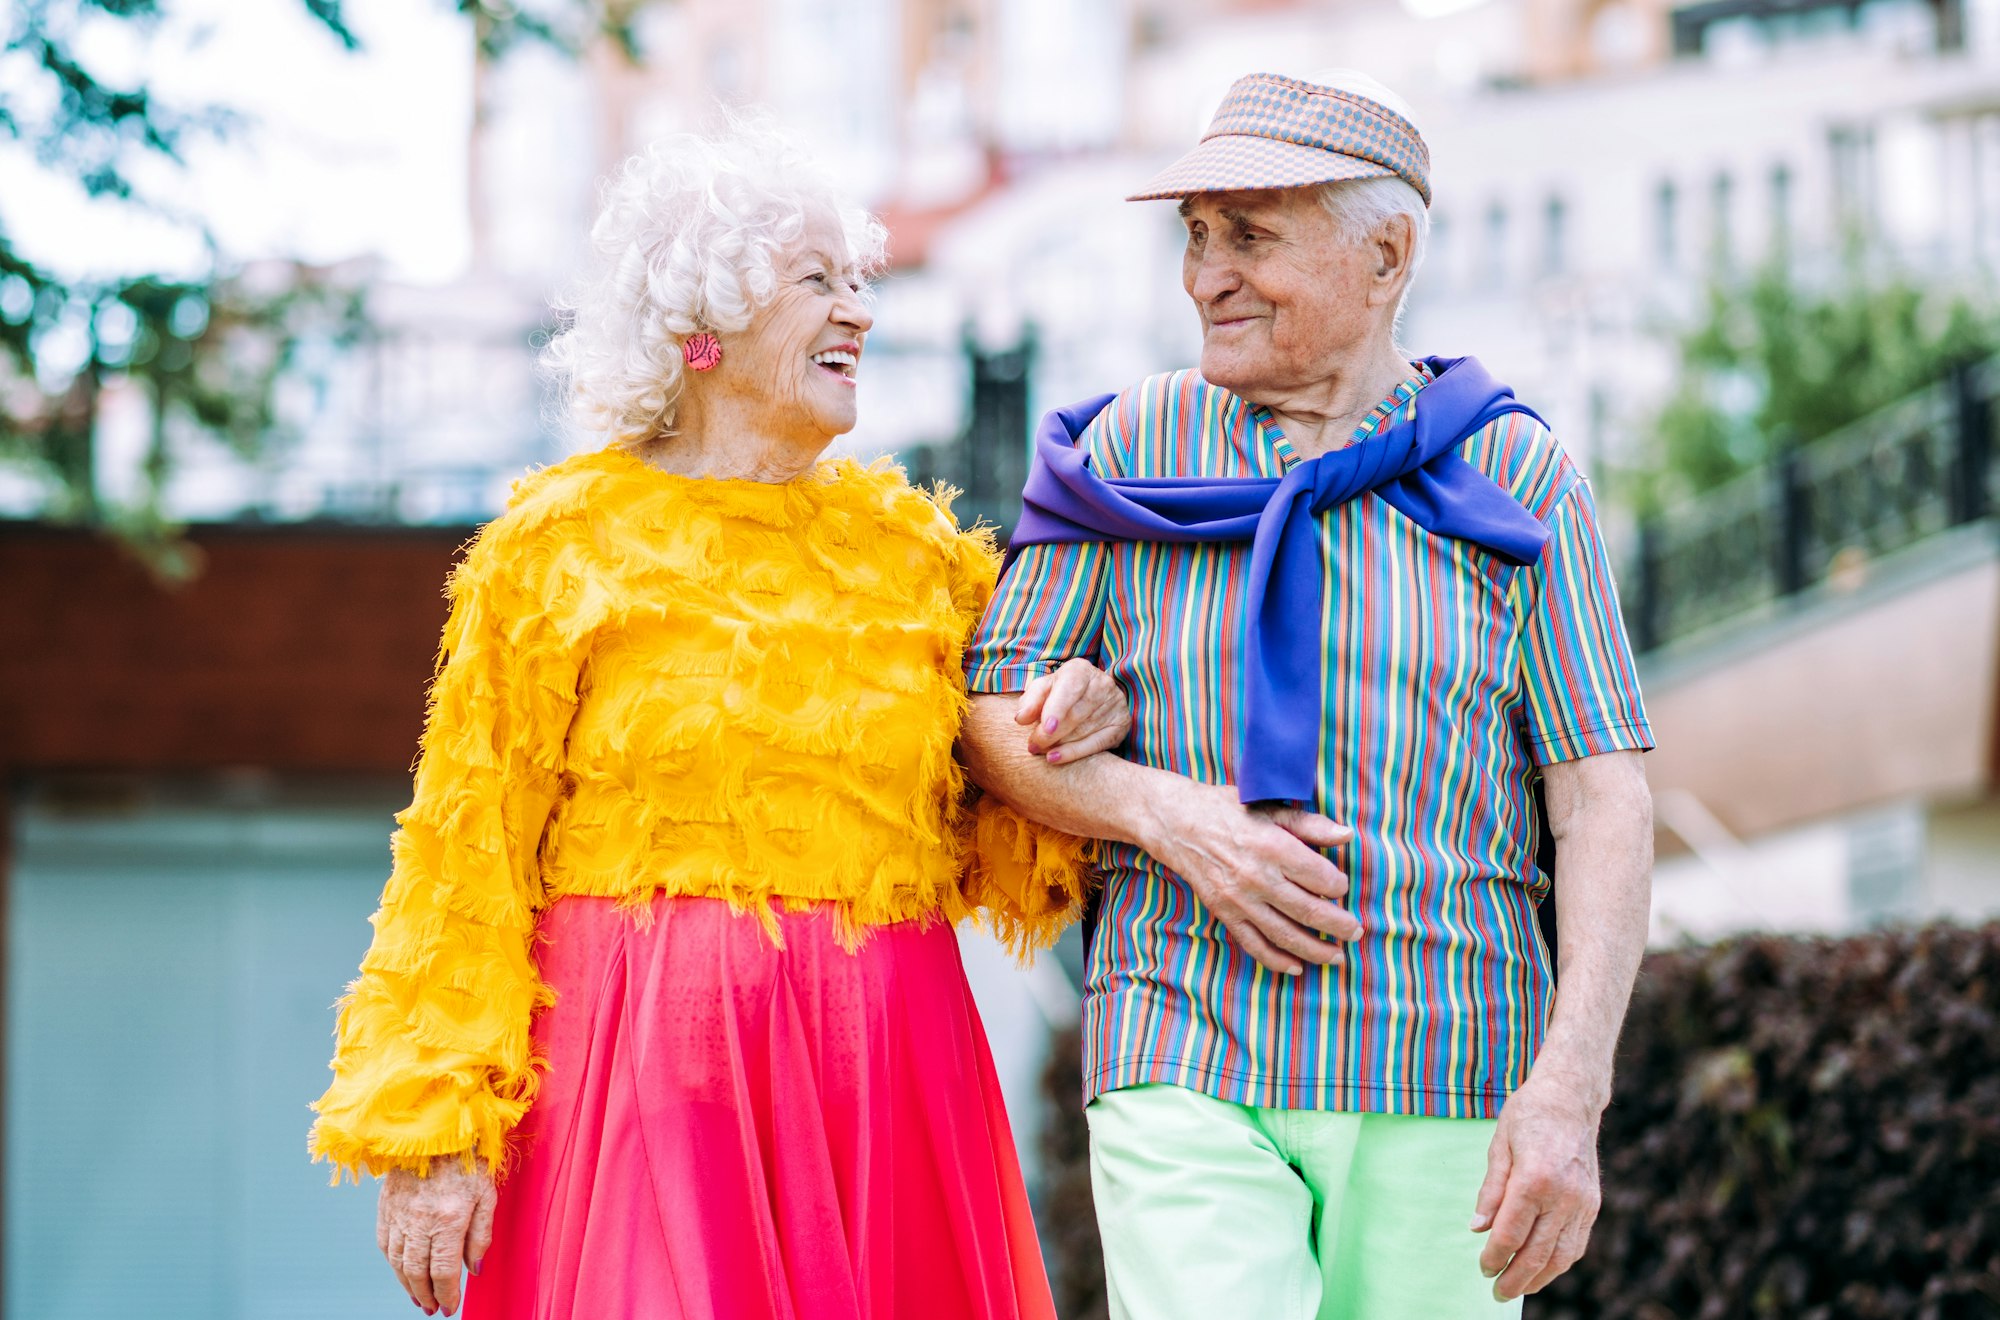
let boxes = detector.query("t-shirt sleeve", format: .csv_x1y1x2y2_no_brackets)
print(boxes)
1517,477,1655,765
964,539,1112,693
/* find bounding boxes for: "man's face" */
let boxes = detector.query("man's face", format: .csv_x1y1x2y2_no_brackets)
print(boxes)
1178,187,1379,402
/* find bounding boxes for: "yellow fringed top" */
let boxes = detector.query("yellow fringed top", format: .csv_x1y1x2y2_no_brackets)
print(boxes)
309,448,1093,1180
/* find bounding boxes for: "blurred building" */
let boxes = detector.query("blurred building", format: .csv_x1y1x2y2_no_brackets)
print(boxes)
11,1,2000,1312
104,0,2000,520
1622,354,2000,943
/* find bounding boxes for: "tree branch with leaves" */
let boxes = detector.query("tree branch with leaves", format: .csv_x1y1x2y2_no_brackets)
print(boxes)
0,0,631,573
1639,252,2000,511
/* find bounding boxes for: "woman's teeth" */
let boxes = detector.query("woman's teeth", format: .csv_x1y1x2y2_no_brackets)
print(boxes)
810,349,857,377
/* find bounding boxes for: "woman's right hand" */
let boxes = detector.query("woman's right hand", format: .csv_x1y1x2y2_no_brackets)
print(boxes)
1014,657,1131,764
378,1158,498,1316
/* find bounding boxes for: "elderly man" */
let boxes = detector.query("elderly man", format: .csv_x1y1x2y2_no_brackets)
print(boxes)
960,71,1655,1318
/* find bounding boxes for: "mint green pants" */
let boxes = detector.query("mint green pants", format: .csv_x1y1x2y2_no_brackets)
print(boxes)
1086,1084,1523,1320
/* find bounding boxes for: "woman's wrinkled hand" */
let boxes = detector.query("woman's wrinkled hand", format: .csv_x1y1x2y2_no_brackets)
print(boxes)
1014,657,1130,764
378,1158,498,1316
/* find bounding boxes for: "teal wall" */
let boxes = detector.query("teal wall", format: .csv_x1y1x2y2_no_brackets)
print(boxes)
6,797,415,1319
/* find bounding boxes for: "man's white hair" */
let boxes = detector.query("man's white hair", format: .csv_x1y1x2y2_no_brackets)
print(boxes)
541,115,887,448
1304,68,1430,328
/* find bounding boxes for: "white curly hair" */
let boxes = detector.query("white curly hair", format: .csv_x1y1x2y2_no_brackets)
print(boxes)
542,116,888,448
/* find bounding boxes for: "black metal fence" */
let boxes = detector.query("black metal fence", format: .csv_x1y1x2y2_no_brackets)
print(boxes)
903,331,1037,540
1625,358,1997,652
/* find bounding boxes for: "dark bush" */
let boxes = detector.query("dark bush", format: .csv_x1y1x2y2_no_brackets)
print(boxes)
1035,922,2000,1319
1038,1025,1109,1320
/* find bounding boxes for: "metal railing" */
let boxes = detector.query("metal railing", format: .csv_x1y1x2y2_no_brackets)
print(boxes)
903,332,1037,538
1626,357,1996,651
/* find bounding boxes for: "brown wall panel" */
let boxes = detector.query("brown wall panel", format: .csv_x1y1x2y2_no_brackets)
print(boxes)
2,526,475,775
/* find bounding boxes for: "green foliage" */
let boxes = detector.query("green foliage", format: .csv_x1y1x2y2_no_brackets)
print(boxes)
0,0,634,570
454,0,645,60
1644,257,2000,510
1540,923,2000,1318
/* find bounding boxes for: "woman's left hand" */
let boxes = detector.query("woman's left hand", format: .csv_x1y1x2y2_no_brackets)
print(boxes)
1014,657,1130,764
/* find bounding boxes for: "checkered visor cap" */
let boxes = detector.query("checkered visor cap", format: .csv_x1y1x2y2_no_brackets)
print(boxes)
1129,72,1431,206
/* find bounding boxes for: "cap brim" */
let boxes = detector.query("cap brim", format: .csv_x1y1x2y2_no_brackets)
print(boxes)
1126,134,1398,202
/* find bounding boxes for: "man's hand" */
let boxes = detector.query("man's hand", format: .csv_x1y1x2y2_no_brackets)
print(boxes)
378,1158,497,1316
1015,658,1131,764
960,691,1360,976
1471,1071,1603,1301
1143,777,1361,975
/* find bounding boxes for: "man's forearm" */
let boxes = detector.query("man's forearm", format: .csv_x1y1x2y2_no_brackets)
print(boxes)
962,692,1185,852
965,692,1366,974
1530,753,1654,1112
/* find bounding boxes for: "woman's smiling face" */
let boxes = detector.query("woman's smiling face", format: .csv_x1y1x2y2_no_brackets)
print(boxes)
707,209,875,452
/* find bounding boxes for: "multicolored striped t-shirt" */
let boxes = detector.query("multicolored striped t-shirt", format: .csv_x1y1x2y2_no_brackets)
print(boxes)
966,366,1653,1118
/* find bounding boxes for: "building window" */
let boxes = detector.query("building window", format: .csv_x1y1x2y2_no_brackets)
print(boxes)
1770,162,1793,255
1675,0,1963,57
1830,126,1875,236
1656,179,1678,270
1939,0,1967,48
1975,114,2000,263
1543,194,1568,277
1712,170,1735,268
1484,200,1508,288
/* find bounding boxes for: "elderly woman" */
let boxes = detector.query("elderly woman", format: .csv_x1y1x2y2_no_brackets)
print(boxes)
309,123,1117,1320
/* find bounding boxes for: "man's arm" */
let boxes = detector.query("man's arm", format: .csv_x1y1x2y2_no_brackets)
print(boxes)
961,693,1363,976
1474,748,1653,1301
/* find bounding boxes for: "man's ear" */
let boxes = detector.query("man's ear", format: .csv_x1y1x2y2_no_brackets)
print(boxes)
1368,214,1417,308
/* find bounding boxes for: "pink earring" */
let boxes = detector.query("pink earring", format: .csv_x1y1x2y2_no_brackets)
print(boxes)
682,332,722,372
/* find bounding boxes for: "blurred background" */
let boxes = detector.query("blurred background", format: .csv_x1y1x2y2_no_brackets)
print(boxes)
3,0,1999,1315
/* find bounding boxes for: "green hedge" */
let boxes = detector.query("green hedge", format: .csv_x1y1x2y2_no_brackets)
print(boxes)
1036,922,2000,1318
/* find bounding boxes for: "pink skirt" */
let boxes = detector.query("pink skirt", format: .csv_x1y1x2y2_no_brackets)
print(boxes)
463,895,1057,1320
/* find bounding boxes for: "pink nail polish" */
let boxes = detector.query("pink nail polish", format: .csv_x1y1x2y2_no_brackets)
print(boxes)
1047,750,1063,763
1043,717,1058,732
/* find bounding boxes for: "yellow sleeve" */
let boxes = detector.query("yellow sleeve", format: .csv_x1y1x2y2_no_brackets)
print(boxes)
935,511,1098,956
958,793,1097,955
309,513,586,1181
